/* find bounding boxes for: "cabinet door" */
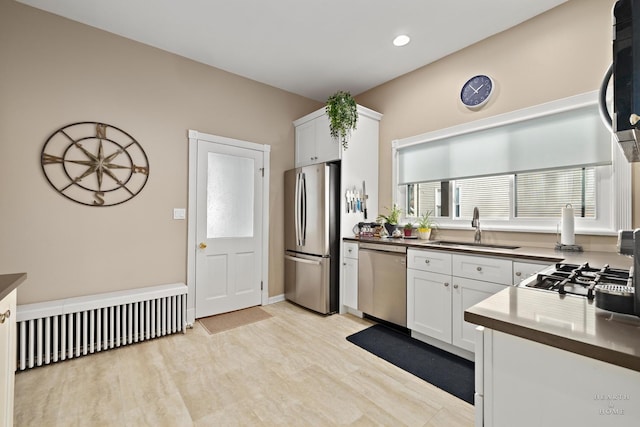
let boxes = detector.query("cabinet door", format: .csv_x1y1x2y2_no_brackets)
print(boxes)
453,254,512,285
294,120,317,167
452,277,506,352
313,114,341,164
0,289,16,427
343,257,358,309
344,242,358,259
407,269,452,343
513,261,550,285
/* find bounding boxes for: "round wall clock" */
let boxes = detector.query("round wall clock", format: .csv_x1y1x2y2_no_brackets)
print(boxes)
40,122,149,206
460,74,494,108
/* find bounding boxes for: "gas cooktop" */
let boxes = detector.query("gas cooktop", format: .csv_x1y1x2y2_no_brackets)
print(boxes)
522,262,632,300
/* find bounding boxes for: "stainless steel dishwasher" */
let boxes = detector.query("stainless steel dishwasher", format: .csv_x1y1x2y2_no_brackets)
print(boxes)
358,242,407,327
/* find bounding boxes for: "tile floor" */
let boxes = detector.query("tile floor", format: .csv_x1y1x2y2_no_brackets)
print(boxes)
13,301,474,426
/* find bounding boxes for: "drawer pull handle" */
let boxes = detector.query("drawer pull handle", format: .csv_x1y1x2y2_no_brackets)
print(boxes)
424,259,430,264
444,282,450,287
454,284,459,289
0,309,10,324
477,266,482,272
348,249,352,253
515,272,522,277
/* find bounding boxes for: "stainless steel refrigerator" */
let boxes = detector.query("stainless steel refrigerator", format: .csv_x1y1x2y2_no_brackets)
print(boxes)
284,162,340,314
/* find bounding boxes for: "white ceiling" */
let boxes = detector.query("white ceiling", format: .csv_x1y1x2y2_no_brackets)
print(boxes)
17,0,568,102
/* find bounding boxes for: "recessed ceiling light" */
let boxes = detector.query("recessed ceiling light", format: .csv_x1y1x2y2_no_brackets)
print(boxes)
393,35,410,47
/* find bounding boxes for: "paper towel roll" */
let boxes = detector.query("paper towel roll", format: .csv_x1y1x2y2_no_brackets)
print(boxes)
560,204,575,245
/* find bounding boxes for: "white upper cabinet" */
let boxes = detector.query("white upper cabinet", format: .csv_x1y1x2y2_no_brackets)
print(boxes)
294,112,340,167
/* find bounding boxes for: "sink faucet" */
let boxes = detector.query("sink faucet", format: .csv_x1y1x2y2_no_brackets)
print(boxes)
471,207,481,243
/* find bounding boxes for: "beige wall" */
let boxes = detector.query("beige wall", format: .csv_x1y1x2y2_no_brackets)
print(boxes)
356,0,630,250
0,0,321,304
1,0,634,305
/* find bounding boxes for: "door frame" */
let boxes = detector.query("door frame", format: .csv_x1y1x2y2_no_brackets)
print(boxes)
186,129,270,324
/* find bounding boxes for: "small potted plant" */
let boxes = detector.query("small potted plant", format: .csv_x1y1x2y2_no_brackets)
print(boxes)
417,210,436,240
403,222,414,237
326,90,358,150
377,204,402,237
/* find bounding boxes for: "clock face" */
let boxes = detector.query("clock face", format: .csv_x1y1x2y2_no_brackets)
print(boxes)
460,75,494,108
40,122,149,206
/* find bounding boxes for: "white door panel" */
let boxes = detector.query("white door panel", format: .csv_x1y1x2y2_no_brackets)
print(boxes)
195,139,264,318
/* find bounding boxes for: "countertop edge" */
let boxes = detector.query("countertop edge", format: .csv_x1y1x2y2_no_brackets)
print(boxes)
343,236,631,268
0,273,27,301
465,294,640,373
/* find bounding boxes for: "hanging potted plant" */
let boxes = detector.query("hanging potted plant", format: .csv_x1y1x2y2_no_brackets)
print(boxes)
326,90,358,150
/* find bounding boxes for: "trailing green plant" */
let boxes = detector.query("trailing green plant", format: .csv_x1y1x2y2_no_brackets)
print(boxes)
377,204,402,225
417,210,436,230
325,90,358,150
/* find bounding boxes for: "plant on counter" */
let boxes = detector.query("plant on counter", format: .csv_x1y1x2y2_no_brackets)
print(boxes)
325,90,358,150
377,204,402,236
417,210,436,240
403,222,414,237
377,204,401,225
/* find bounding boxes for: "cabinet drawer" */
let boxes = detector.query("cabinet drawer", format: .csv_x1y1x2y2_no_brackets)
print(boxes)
453,254,512,285
513,261,551,285
407,249,452,275
344,242,358,259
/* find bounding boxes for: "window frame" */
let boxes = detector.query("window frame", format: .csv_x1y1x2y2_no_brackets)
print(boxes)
391,91,631,236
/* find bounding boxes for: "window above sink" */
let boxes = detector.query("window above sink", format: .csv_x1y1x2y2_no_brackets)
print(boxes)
391,91,631,236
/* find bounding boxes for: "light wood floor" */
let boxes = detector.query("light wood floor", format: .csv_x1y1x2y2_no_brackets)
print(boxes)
13,301,474,426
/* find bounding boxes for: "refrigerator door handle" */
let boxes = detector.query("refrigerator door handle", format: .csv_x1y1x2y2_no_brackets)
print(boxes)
294,172,301,246
301,172,307,246
284,255,321,265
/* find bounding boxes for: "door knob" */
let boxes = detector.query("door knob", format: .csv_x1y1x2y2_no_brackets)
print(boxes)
199,242,207,249
0,309,10,324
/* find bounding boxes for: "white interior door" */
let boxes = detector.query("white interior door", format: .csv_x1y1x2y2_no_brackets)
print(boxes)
195,139,264,318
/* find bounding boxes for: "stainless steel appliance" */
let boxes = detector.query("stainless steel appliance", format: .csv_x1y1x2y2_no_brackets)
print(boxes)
519,229,639,317
284,162,340,314
520,262,631,300
599,0,640,161
358,242,407,327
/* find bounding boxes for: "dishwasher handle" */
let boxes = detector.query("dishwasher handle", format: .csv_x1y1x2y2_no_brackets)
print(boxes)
359,242,407,254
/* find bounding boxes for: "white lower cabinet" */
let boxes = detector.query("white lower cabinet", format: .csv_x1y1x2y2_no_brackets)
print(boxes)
513,260,551,285
452,277,506,352
478,328,640,427
342,242,359,310
407,249,511,354
407,269,452,342
0,289,17,427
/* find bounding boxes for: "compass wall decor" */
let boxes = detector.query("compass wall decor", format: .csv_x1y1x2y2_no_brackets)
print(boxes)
40,122,150,206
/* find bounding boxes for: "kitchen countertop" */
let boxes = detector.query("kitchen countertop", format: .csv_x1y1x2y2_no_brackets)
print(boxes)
0,273,27,301
465,286,640,372
345,236,639,371
344,236,633,269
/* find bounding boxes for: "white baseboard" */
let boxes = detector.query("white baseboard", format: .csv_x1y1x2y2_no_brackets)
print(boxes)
345,307,363,318
267,294,285,305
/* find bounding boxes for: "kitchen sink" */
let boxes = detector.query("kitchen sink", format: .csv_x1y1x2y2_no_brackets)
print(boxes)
426,240,520,250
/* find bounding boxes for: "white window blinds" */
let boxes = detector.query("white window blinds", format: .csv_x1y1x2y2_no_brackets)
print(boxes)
397,104,612,185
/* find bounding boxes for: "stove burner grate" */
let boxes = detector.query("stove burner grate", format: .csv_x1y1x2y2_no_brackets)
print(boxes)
525,262,631,300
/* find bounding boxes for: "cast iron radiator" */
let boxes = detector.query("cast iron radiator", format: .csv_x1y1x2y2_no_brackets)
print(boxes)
15,283,187,371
